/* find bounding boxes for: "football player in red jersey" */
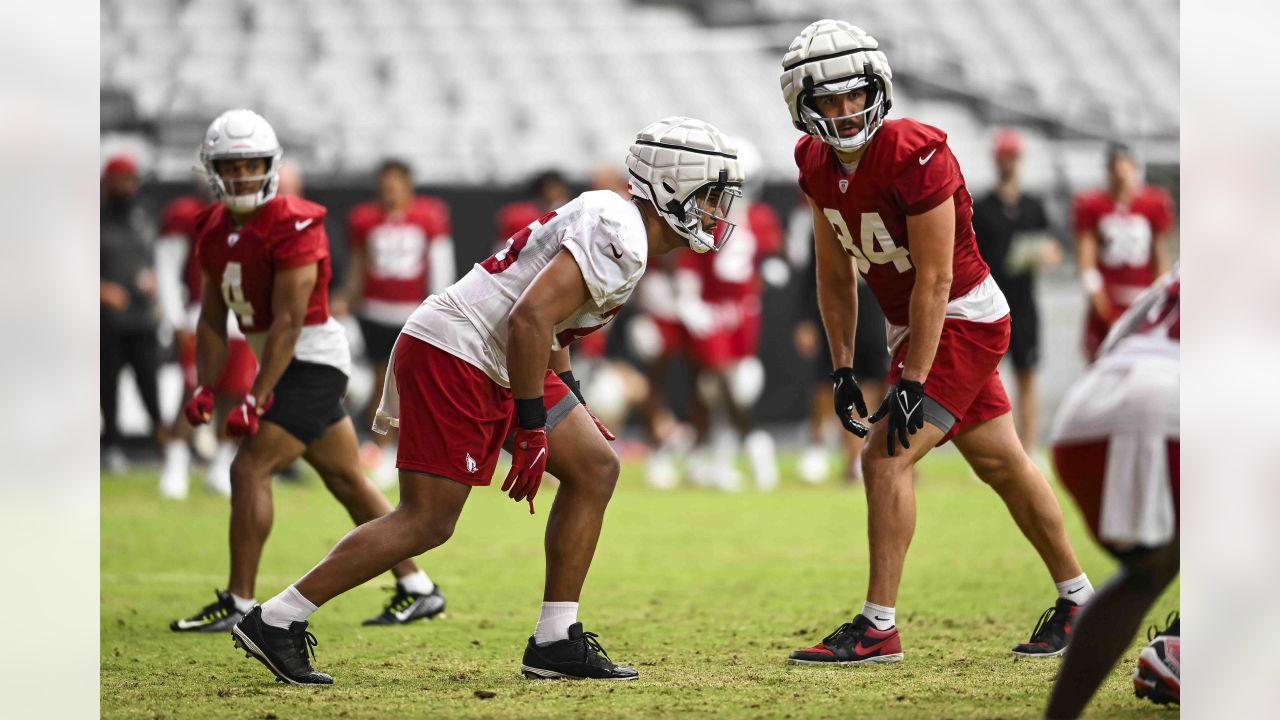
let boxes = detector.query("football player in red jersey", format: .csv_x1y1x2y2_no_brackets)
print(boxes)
169,110,443,635
1045,269,1180,716
155,181,258,500
233,118,741,685
1073,143,1174,360
338,159,454,486
779,21,1092,666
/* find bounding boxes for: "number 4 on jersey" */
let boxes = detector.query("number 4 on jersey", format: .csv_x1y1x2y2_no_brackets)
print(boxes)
822,209,912,275
221,261,255,325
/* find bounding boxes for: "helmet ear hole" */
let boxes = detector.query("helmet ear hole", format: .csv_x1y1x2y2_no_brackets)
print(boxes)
661,179,676,194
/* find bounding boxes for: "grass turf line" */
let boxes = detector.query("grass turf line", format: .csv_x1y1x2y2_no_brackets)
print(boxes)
102,451,1178,719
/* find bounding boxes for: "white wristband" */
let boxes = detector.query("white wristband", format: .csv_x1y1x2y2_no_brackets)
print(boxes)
1081,268,1103,294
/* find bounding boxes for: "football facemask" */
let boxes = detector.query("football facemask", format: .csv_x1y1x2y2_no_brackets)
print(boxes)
802,78,887,151
678,176,743,253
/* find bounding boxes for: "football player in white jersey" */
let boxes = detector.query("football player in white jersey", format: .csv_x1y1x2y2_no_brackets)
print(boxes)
233,117,744,684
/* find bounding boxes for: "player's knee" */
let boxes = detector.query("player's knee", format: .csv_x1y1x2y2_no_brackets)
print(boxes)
408,516,456,555
968,454,1018,491
229,453,270,491
860,451,903,488
569,449,620,501
320,467,367,498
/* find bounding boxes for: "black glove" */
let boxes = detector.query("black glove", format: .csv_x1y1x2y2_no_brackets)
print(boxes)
869,379,926,457
831,367,869,438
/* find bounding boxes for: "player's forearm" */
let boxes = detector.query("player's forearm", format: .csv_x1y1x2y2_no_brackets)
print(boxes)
902,274,950,383
507,308,553,400
816,265,857,369
250,317,303,401
194,313,230,388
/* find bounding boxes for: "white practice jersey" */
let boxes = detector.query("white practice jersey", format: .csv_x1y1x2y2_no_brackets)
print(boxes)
403,190,649,387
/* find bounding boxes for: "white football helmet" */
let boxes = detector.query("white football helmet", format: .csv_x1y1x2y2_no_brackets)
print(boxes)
626,116,744,254
199,109,283,212
780,20,894,151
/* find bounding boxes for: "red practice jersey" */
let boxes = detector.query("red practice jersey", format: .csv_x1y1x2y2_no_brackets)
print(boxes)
1073,187,1174,310
195,195,333,333
160,195,212,305
346,196,451,305
678,201,784,302
795,119,992,327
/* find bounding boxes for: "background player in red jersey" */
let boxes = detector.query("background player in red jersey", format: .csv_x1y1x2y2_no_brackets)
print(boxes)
1044,268,1180,716
231,117,743,685
1073,143,1174,361
169,110,442,634
671,142,787,491
494,169,572,250
155,182,257,499
338,159,454,486
778,20,1092,666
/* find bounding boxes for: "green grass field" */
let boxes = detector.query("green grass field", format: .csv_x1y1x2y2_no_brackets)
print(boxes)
102,450,1178,719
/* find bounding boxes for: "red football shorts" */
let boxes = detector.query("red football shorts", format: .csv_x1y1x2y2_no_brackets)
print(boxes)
661,298,761,370
179,334,257,397
886,315,1012,444
1053,438,1180,553
392,335,572,486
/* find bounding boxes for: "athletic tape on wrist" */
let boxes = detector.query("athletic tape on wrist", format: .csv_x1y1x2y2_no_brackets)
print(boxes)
514,397,547,430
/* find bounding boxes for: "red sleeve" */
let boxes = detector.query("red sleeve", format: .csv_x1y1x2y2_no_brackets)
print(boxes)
346,206,371,249
747,203,784,256
272,223,329,270
891,142,962,215
1073,194,1098,234
1147,187,1174,234
794,137,811,196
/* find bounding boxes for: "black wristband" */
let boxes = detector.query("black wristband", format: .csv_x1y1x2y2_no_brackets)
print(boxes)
831,367,855,382
514,397,547,430
899,379,925,394
557,371,585,405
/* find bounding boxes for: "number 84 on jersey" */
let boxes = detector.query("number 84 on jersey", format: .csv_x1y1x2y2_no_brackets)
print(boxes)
823,208,912,275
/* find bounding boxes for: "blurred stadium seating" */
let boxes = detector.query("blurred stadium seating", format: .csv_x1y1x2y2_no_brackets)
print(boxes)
102,0,1177,196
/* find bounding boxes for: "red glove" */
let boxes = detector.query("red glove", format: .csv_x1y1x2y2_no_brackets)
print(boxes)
502,427,548,514
225,394,273,437
585,406,616,441
184,386,215,425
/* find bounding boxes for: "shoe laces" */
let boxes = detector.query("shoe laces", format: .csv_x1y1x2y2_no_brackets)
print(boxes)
291,626,319,664
822,622,861,647
194,589,233,622
580,630,612,663
1027,605,1066,643
1147,611,1179,642
380,585,417,613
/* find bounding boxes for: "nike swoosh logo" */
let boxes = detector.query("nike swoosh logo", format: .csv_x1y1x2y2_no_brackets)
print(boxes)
393,600,421,622
530,448,547,466
607,243,623,259
919,148,938,165
174,618,210,630
853,635,897,656
295,218,314,231
1067,587,1083,594
875,616,891,621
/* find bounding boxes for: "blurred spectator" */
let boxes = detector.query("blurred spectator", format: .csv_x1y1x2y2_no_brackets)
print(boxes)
337,159,454,486
495,169,571,246
971,129,1061,453
100,154,165,472
1073,143,1175,361
154,179,254,499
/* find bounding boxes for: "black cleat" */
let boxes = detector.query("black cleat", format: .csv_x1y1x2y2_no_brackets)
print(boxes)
362,583,446,626
231,606,333,685
1011,598,1080,658
170,589,243,633
520,622,639,680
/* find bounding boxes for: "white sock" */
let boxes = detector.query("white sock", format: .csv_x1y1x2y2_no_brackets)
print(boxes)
260,585,317,630
1056,573,1094,604
534,602,579,646
397,570,435,595
228,592,256,615
861,601,896,630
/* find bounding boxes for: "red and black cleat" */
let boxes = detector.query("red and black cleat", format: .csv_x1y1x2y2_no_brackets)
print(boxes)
788,615,904,665
1011,598,1080,658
